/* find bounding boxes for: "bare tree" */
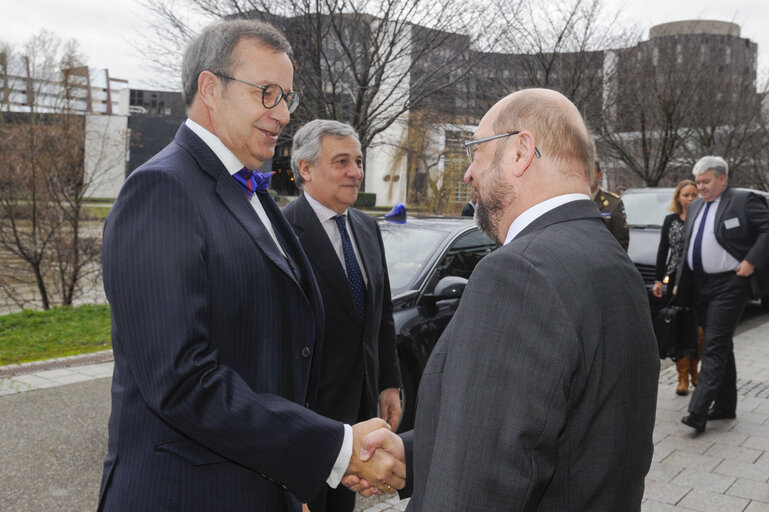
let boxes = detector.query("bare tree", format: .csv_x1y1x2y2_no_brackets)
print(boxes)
597,43,702,187
598,25,768,188
387,109,472,213
0,31,123,310
485,0,636,123
139,0,492,157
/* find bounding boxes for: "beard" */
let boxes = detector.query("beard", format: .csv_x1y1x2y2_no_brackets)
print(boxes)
474,162,515,244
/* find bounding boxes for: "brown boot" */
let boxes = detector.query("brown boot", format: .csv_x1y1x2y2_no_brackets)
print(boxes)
691,327,705,387
676,359,690,396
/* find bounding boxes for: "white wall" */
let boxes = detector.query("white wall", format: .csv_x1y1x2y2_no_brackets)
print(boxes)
366,121,409,206
84,114,128,199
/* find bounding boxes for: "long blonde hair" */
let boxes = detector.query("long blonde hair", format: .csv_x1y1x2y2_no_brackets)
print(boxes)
670,179,696,215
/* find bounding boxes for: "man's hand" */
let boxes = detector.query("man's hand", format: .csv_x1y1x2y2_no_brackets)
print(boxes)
736,259,755,277
345,419,406,495
378,387,402,431
343,427,405,496
652,281,663,298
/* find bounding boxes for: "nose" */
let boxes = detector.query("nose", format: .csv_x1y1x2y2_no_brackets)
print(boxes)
347,163,364,180
463,166,473,184
270,98,291,126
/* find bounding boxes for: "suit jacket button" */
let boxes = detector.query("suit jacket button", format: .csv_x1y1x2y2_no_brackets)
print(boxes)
301,347,311,358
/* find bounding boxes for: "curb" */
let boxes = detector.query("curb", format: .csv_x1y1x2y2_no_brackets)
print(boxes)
0,350,114,379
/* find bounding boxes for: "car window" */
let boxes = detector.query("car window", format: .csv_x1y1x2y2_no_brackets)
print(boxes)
622,190,674,227
435,229,498,280
381,227,446,294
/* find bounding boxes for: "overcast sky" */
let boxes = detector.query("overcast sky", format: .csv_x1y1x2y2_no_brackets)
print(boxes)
2,0,769,90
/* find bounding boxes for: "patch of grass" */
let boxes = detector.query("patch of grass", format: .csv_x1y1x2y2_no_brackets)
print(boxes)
0,304,111,365
83,205,112,219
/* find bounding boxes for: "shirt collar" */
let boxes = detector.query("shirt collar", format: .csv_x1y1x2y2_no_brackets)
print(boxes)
185,118,245,176
304,191,347,223
504,193,590,245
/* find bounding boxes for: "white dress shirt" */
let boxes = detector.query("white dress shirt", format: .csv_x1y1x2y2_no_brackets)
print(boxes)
185,119,352,487
185,119,284,256
686,196,740,273
303,191,368,285
504,194,591,245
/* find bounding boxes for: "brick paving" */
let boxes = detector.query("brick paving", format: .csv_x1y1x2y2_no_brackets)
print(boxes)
1,320,768,511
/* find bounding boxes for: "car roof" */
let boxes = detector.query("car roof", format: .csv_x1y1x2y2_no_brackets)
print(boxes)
622,186,768,197
377,215,477,235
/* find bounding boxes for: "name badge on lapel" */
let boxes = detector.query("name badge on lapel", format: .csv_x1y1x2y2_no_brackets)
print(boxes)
724,217,740,230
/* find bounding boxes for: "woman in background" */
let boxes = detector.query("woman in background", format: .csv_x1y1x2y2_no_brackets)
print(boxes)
653,179,701,396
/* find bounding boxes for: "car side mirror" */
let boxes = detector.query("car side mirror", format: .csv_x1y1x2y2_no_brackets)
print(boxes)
420,276,468,317
432,276,468,299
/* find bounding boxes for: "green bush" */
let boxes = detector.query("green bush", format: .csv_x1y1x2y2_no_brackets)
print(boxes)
354,192,377,208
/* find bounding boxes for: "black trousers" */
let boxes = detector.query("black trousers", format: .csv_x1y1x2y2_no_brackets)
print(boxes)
688,272,751,417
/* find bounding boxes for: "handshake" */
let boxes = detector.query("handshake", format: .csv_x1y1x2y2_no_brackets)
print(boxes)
344,418,406,497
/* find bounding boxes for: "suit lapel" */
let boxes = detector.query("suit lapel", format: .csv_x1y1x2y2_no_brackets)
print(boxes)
683,199,703,253
348,209,378,313
714,187,733,236
348,209,380,337
292,196,361,322
174,123,297,284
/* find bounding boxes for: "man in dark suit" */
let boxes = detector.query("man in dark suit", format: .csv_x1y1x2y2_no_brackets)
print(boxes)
282,119,402,512
98,20,404,512
461,189,478,216
677,156,769,433
351,89,660,510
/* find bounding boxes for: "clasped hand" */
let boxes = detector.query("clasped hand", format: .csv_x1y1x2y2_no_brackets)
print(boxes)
343,418,406,496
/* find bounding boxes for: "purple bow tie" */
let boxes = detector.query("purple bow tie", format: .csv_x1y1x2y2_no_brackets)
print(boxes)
234,168,273,199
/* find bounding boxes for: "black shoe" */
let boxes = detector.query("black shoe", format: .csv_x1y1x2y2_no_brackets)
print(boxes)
681,414,706,433
707,409,736,421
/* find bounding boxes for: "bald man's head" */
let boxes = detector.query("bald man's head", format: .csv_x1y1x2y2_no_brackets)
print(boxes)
491,89,595,183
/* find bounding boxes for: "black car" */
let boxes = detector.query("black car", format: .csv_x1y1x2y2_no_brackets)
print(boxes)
379,216,498,431
622,187,769,314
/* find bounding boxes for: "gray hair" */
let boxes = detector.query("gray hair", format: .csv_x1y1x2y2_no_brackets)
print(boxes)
291,120,359,186
692,156,729,178
181,19,292,107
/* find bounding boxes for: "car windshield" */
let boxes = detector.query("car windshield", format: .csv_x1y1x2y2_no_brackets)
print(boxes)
622,190,674,227
380,226,447,294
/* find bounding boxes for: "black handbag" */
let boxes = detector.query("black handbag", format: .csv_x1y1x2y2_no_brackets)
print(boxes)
652,300,698,360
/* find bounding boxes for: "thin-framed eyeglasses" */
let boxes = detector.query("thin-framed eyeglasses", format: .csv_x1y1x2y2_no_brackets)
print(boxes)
464,131,542,164
213,72,300,113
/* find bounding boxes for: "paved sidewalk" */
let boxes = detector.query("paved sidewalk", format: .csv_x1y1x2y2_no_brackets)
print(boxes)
356,319,769,512
1,322,768,511
0,351,114,396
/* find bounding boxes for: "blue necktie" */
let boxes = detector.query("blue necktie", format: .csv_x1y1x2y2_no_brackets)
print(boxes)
334,215,366,320
692,201,712,274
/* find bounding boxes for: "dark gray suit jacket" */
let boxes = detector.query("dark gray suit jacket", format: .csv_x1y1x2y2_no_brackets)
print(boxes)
282,193,401,424
400,199,659,511
99,124,344,512
675,186,769,301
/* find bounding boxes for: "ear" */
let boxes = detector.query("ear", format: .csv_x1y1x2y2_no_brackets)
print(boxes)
509,130,537,178
197,70,219,109
298,159,312,184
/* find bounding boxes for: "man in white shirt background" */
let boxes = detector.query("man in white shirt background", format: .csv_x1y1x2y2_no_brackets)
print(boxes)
677,156,769,433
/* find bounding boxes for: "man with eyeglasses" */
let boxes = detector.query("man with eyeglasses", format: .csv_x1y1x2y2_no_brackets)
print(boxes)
98,19,404,512
349,89,659,510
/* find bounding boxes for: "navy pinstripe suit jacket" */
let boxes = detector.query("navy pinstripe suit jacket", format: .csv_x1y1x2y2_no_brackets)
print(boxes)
98,124,344,511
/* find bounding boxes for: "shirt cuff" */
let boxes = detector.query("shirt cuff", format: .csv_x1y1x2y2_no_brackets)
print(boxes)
327,423,353,488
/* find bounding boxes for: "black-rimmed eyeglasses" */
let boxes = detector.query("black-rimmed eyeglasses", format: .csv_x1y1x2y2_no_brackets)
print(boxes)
213,72,300,113
464,131,542,164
